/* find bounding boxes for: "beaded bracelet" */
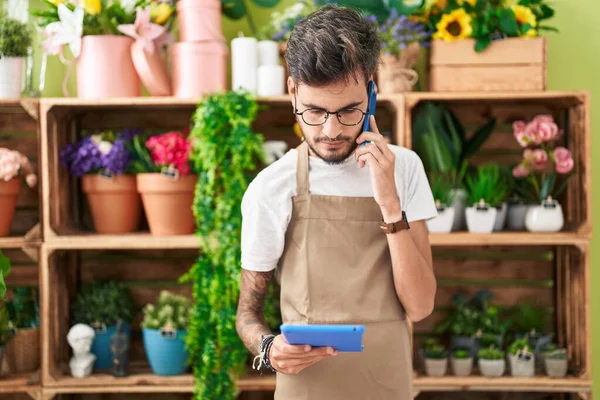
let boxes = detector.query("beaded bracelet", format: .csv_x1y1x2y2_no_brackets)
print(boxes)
252,334,277,375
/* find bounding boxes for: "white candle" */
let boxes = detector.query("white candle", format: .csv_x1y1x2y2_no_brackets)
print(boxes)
257,40,280,67
231,36,258,93
257,65,285,96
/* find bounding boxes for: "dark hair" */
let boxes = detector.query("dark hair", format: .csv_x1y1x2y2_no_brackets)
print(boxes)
285,5,381,87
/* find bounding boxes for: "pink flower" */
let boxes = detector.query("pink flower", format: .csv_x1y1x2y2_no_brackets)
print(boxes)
538,121,559,142
553,146,571,162
43,26,63,55
117,7,166,53
513,121,528,147
532,114,554,124
525,122,543,145
532,149,548,170
523,149,534,163
512,164,530,178
553,147,574,174
146,131,192,176
0,148,37,187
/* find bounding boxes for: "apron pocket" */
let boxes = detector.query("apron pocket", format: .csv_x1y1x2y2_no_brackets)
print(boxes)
367,358,406,391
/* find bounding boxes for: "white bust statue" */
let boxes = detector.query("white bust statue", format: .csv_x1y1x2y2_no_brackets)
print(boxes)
67,324,96,378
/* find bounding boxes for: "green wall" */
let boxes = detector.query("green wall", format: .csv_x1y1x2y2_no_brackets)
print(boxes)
7,0,599,395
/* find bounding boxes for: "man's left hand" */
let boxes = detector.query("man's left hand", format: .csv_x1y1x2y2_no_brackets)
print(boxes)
355,115,401,217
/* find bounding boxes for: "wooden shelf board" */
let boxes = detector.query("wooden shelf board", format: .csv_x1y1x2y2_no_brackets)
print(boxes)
0,236,42,249
0,371,40,393
405,91,587,103
428,231,589,247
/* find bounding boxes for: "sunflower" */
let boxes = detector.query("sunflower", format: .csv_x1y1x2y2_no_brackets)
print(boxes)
433,9,473,41
512,5,537,37
457,0,477,6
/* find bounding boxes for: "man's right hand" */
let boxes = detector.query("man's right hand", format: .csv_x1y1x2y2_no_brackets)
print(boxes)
269,334,338,375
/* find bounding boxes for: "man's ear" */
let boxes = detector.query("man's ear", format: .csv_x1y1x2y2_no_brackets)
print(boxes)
288,77,296,108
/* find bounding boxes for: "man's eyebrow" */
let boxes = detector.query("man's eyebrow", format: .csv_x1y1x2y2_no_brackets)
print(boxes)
301,100,364,110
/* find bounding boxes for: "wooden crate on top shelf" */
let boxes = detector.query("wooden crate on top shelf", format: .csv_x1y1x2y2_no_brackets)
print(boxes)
411,243,591,398
0,100,42,253
404,91,591,238
38,96,404,248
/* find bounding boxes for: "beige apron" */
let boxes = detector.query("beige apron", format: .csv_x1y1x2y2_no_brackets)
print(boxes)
275,141,412,400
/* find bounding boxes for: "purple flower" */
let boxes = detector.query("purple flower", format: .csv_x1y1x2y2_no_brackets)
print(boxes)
61,136,103,177
102,139,130,175
118,128,142,141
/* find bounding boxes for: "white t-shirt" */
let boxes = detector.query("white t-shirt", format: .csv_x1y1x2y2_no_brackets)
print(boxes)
241,144,438,272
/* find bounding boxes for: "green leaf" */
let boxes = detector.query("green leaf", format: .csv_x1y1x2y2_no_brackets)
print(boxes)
539,172,556,200
461,117,496,161
540,4,554,19
520,23,532,35
474,36,491,52
538,26,559,32
251,0,281,7
499,9,519,36
0,251,11,300
221,0,247,19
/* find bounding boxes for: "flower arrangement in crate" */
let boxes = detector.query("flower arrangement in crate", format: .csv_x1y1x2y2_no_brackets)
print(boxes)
141,290,192,376
128,130,197,236
61,129,143,234
0,148,37,237
510,114,574,232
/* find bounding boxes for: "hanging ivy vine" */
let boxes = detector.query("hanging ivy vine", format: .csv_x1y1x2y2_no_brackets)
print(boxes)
182,91,276,399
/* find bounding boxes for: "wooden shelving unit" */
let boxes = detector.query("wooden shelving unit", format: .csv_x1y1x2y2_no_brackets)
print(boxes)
1,92,587,399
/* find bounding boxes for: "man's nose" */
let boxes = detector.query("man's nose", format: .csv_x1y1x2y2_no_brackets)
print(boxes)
321,114,342,139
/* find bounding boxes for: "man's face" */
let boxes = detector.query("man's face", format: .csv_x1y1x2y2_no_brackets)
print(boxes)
289,77,368,164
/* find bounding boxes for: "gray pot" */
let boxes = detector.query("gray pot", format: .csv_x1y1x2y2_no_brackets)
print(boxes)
451,336,476,359
509,354,535,377
545,358,568,378
507,203,528,230
425,358,448,377
493,202,508,231
451,357,473,376
450,189,467,231
478,359,505,377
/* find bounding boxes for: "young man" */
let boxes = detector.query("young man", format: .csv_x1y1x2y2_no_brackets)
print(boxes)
236,5,438,399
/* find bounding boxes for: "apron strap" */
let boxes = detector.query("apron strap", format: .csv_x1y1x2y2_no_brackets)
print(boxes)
296,141,309,196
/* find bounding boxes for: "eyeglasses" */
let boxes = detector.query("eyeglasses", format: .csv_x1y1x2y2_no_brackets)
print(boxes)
294,91,367,127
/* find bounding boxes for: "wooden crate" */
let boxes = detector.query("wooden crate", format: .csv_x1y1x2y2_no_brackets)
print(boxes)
0,100,42,250
429,38,547,92
404,91,592,236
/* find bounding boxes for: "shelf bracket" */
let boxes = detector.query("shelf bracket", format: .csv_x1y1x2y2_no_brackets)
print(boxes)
578,392,592,400
25,390,42,400
21,223,42,262
20,99,40,121
413,389,421,398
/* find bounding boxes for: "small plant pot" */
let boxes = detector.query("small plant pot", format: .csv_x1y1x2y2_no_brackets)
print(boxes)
466,204,497,233
4,327,40,373
0,178,21,237
507,202,528,230
0,57,24,99
143,328,189,376
508,354,535,377
90,324,131,370
451,357,473,376
450,189,467,231
426,206,455,233
82,174,142,234
137,173,198,235
545,358,568,378
478,358,505,377
451,336,476,359
525,198,564,232
492,202,507,231
425,358,448,377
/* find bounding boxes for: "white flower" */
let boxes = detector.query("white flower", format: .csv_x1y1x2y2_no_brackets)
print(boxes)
45,4,84,58
120,0,137,14
97,141,113,155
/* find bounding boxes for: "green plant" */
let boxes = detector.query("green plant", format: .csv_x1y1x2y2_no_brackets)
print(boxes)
0,251,12,346
7,287,39,329
0,11,32,58
453,348,471,359
508,337,530,356
428,173,456,207
509,301,549,334
465,163,508,206
222,0,282,36
71,281,136,327
412,101,496,189
544,346,567,360
0,251,11,300
141,291,191,331
477,346,504,360
425,344,447,359
181,90,268,400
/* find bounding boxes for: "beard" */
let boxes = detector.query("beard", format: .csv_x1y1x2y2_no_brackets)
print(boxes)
306,135,359,165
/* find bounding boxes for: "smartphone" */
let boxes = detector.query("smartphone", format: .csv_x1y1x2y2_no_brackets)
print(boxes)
361,80,377,146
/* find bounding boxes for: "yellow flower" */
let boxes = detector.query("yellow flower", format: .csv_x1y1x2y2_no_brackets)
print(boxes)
82,0,101,15
457,0,477,6
49,0,67,5
433,8,473,41
503,0,518,5
151,3,174,25
512,5,537,37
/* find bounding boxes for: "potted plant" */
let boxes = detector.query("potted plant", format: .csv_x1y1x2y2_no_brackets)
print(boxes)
71,281,136,371
0,11,32,99
507,338,535,377
5,287,40,373
142,290,191,376
32,0,175,99
509,301,552,371
423,342,448,377
0,148,37,237
130,130,197,236
542,344,568,378
510,115,573,232
60,130,142,234
464,164,507,233
451,348,473,377
0,251,13,370
506,178,532,230
426,173,456,233
477,346,505,377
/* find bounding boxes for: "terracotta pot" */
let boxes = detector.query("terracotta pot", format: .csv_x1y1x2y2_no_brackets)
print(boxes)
137,173,197,235
377,54,418,94
0,178,21,237
3,327,40,373
81,174,142,234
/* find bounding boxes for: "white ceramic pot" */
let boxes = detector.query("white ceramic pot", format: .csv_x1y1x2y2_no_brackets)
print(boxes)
0,57,24,99
545,358,568,378
509,354,535,377
525,198,564,232
478,358,505,377
507,202,528,230
426,206,455,234
466,203,497,234
450,189,466,231
425,358,448,377
451,357,473,376
493,202,508,231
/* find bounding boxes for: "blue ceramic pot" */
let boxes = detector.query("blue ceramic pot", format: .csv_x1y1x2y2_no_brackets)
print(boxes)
91,323,131,371
142,328,189,376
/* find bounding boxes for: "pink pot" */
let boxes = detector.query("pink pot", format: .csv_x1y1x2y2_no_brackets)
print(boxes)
170,41,227,98
77,35,141,99
177,0,222,42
